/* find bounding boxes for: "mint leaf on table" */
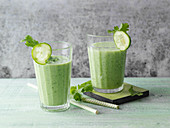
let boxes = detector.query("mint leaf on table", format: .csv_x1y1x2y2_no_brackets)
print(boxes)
129,85,143,96
70,80,93,101
108,23,129,34
20,35,39,47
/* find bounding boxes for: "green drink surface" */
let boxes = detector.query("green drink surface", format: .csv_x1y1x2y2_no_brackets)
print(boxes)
34,55,71,106
88,42,126,89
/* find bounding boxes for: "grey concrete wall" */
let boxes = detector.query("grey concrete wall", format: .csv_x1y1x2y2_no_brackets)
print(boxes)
0,0,170,78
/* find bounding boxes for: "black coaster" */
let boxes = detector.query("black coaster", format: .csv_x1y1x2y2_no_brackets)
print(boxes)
84,82,149,105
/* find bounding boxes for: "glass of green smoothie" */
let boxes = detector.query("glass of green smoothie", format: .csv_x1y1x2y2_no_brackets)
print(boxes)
87,23,131,93
87,34,126,93
33,41,72,112
21,35,72,112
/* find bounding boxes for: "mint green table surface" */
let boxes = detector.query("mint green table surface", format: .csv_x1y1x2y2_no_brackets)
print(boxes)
0,78,170,128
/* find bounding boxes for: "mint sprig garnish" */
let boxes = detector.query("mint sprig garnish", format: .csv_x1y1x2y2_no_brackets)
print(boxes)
20,35,39,47
129,85,143,96
108,23,129,34
70,80,93,101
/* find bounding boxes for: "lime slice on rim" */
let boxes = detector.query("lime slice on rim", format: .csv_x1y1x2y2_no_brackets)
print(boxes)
113,31,131,50
31,43,52,65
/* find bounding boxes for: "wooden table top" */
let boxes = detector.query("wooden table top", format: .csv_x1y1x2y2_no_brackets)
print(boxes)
0,78,170,128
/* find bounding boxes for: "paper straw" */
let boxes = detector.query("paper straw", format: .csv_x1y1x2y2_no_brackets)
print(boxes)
70,100,99,114
82,98,119,109
27,83,38,90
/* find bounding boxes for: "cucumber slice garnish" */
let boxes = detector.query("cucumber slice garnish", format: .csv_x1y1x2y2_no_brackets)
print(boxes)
113,31,131,51
31,43,52,65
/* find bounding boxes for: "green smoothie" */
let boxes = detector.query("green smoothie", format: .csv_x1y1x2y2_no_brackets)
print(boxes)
34,55,71,106
88,42,126,90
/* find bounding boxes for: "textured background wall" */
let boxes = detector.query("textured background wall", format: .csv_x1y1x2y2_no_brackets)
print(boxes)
0,0,170,78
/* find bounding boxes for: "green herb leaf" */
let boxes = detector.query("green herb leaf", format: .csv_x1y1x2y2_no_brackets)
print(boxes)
113,26,119,33
78,84,85,90
20,35,39,47
119,23,129,32
70,86,77,95
79,80,93,93
107,30,114,33
129,86,143,96
46,56,59,64
78,80,91,89
70,80,93,101
73,92,82,101
81,84,93,93
108,23,129,34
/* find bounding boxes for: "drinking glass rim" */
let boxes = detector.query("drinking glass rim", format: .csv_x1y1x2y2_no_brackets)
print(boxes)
89,44,117,49
87,34,113,38
87,34,117,49
47,41,72,51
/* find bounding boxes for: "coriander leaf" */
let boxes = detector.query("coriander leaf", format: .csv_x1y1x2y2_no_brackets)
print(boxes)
81,84,93,93
83,80,91,85
108,23,129,34
70,86,77,95
107,26,119,34
119,23,129,32
113,26,119,33
80,81,92,93
78,84,85,90
20,35,39,47
70,80,94,101
73,92,82,101
129,86,143,96
78,80,91,90
107,30,114,33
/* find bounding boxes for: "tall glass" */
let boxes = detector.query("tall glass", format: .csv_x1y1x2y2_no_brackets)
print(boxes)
33,42,72,112
87,35,126,93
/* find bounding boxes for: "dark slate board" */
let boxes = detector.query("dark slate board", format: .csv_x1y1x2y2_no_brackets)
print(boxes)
84,82,149,105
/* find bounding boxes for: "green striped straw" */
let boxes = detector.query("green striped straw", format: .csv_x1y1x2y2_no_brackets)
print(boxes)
82,98,119,109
